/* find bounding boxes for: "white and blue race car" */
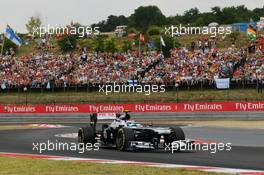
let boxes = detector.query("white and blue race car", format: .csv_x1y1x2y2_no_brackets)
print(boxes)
78,111,191,151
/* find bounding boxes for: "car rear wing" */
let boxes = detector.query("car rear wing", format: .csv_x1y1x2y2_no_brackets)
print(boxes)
90,113,117,131
90,113,117,123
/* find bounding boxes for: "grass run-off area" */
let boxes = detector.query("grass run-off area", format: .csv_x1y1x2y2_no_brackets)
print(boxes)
0,89,263,104
0,125,40,130
0,157,228,175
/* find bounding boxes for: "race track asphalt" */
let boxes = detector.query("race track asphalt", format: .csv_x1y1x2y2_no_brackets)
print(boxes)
0,113,263,170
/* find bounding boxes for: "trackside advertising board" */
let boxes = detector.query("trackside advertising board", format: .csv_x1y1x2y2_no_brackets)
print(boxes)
0,102,264,113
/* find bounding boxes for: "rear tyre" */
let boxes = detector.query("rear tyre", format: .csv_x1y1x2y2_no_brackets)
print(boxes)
116,128,135,151
78,127,95,146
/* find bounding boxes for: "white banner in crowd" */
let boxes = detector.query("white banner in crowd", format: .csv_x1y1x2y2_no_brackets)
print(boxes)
215,78,230,89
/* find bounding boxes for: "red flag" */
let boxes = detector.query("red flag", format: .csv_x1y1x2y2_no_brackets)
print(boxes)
139,34,145,43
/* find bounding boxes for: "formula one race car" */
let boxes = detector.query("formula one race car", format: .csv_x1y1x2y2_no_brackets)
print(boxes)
78,111,190,151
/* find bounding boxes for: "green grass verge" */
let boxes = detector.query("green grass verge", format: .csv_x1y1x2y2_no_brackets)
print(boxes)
0,157,227,175
0,89,263,104
0,125,39,130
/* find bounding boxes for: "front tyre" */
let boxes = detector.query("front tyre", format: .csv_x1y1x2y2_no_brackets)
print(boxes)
164,126,185,144
116,128,135,151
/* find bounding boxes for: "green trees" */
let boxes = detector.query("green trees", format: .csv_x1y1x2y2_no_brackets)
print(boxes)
26,16,42,36
94,37,117,52
92,5,264,32
92,5,167,33
92,15,128,32
104,38,117,52
50,5,264,53
94,37,105,52
58,35,77,52
147,26,162,36
129,6,166,32
182,8,200,24
122,40,132,52
127,27,138,34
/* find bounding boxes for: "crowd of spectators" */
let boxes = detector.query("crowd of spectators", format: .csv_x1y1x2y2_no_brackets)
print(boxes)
0,44,263,90
233,49,264,81
144,47,263,87
0,50,163,89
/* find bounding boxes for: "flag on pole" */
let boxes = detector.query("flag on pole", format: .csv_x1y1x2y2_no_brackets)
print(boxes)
139,34,145,43
138,34,144,54
247,25,257,41
5,25,24,46
160,36,166,47
0,34,4,55
0,34,3,46
128,79,137,87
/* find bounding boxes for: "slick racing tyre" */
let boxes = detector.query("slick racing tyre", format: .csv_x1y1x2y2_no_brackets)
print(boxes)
164,126,185,144
116,128,135,151
78,126,95,145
